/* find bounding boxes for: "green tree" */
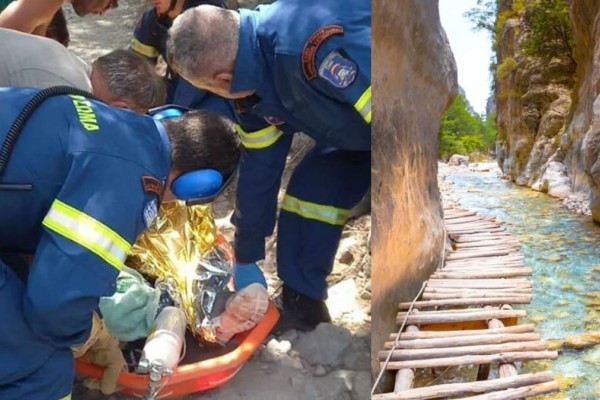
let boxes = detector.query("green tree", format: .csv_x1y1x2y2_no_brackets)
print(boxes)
438,94,497,159
521,0,575,65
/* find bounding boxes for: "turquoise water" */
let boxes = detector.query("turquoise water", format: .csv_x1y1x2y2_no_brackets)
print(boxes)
447,169,600,399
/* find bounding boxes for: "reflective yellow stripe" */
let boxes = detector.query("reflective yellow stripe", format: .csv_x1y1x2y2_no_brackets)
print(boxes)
235,124,283,149
354,86,371,123
42,200,131,271
59,394,71,400
131,38,159,58
281,194,350,226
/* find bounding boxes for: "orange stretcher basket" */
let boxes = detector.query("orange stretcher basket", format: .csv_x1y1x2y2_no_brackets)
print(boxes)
75,302,279,399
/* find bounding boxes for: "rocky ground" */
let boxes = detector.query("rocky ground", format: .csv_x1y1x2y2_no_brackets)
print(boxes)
63,1,371,399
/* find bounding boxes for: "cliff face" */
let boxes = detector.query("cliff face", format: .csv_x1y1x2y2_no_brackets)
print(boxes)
496,7,575,198
564,1,600,218
372,0,457,386
496,0,600,220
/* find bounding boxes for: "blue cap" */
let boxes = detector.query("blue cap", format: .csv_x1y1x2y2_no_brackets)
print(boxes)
172,169,224,201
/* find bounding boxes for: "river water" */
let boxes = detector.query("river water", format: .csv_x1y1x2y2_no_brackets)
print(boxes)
441,167,600,399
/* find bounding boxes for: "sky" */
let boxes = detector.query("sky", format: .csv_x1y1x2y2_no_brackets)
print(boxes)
439,0,494,115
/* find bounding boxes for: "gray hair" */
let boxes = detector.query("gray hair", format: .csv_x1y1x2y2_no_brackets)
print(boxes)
92,49,166,113
167,5,239,83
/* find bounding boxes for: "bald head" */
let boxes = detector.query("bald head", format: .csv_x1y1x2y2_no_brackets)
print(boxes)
167,5,250,99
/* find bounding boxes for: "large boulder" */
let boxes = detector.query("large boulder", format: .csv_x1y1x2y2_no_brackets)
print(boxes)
448,154,469,166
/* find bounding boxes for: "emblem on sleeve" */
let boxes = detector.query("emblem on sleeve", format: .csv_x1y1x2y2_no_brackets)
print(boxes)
141,175,164,197
318,50,358,89
302,25,344,80
143,199,158,229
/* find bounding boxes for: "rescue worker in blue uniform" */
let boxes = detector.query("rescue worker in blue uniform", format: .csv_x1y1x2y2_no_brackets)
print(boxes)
167,0,371,332
0,86,239,399
131,0,234,119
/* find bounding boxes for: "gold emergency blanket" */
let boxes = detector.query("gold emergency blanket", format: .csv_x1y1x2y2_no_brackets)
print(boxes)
125,201,234,343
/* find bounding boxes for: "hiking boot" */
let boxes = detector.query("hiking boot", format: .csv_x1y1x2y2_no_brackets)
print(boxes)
271,285,331,335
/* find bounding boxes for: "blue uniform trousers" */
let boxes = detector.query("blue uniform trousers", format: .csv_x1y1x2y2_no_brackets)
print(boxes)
0,260,73,400
277,147,370,300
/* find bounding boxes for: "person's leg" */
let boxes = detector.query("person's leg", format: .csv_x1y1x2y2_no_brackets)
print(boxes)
275,147,370,331
0,260,73,400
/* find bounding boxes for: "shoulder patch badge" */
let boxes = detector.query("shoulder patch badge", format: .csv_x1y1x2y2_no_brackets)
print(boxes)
302,25,344,80
143,199,158,229
142,175,164,197
318,50,358,89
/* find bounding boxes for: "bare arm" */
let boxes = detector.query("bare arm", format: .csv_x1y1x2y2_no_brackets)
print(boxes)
0,0,63,34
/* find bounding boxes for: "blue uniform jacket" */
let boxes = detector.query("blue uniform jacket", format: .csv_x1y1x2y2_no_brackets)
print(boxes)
0,87,170,350
131,0,234,118
230,0,372,263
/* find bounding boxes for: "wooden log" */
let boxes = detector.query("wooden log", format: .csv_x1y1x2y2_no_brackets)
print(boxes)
442,268,528,274
487,305,519,378
445,256,524,265
445,260,524,266
454,234,513,243
448,229,506,235
442,261,527,271
378,340,548,361
421,296,530,303
427,279,531,288
424,287,531,293
394,324,419,391
445,220,496,226
422,290,532,296
383,332,540,349
447,251,511,261
447,253,523,260
371,372,554,400
399,297,531,308
450,247,520,255
422,288,532,295
444,259,525,266
388,324,535,340
449,244,516,251
444,216,482,224
441,267,527,273
381,351,558,370
455,239,519,247
455,242,520,250
398,307,504,315
396,309,526,324
445,211,478,219
446,223,499,230
431,270,532,279
458,381,560,400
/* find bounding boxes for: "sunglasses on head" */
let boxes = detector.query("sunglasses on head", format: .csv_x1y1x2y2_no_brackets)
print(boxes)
148,105,237,205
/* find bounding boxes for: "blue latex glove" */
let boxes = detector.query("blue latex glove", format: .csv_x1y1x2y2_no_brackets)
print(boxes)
233,262,267,291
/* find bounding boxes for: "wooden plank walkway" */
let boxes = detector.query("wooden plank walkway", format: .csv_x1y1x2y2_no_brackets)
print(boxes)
373,207,559,399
